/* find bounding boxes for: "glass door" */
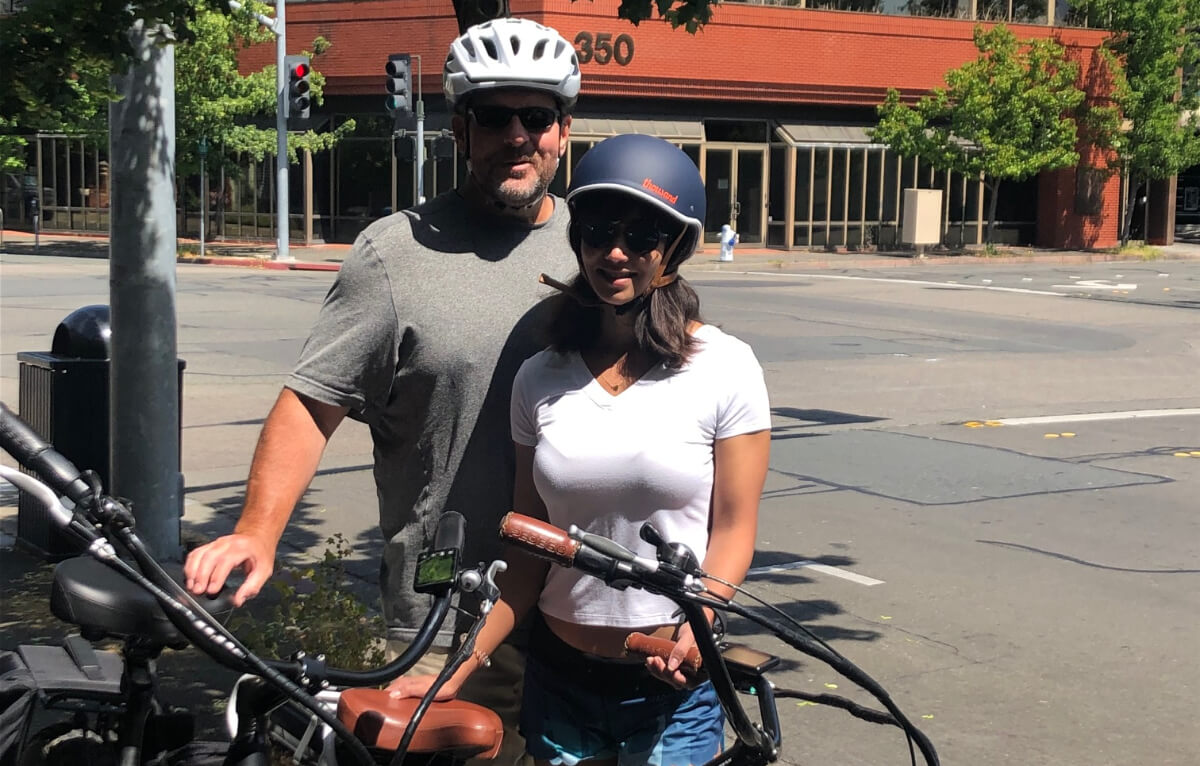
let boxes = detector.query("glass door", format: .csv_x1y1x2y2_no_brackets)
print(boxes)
703,145,767,245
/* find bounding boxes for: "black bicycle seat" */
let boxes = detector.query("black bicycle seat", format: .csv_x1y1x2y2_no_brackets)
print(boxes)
50,556,236,650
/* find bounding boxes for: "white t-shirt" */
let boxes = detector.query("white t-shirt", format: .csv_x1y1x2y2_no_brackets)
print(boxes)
511,324,771,627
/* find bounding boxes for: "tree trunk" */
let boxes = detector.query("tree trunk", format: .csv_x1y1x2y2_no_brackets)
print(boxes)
985,178,1001,244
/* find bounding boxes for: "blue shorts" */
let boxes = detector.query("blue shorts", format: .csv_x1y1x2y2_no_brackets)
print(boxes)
519,649,725,766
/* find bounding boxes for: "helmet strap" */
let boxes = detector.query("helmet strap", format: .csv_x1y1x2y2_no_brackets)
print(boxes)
538,273,604,307
646,227,688,290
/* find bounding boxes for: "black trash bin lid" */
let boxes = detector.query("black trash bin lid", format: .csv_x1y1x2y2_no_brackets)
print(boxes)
51,305,111,360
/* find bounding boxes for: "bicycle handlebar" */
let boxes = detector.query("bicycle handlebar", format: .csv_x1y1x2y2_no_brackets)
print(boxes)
0,401,94,506
500,512,940,766
500,512,779,763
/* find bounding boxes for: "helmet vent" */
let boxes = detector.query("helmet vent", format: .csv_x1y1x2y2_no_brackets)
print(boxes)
482,38,498,60
510,35,521,55
460,41,475,60
532,39,547,59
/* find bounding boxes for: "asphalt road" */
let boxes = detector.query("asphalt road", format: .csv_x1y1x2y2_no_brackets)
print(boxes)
2,254,1198,765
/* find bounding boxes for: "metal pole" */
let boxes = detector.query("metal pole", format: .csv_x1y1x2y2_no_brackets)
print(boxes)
109,20,181,560
199,138,207,258
415,55,425,204
275,0,289,261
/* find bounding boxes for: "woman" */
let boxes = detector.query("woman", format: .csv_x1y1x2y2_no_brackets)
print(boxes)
390,134,771,766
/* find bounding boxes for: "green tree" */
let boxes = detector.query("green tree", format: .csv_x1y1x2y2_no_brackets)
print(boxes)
1083,0,1200,244
0,117,30,173
0,0,352,211
871,24,1088,243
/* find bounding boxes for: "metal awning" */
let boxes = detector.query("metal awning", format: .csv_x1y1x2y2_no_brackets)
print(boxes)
774,123,885,148
569,118,704,142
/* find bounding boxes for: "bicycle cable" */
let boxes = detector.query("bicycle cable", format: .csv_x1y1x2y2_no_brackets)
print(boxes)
717,598,938,766
702,572,850,662
700,573,926,766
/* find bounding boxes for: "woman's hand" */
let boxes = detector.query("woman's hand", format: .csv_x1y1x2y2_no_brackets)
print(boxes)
386,674,461,701
644,623,702,690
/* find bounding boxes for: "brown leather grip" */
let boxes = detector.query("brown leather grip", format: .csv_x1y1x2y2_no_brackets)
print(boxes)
624,632,703,675
499,512,580,568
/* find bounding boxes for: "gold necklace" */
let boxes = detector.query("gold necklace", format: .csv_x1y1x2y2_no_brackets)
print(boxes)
599,367,628,391
597,353,634,392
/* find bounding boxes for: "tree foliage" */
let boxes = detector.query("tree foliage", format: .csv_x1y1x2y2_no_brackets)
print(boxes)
173,4,353,178
1082,0,1200,242
871,24,1088,243
605,0,721,33
0,0,353,181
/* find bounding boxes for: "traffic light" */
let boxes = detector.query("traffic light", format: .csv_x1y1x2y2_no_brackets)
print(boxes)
452,0,510,33
284,55,312,120
385,53,413,118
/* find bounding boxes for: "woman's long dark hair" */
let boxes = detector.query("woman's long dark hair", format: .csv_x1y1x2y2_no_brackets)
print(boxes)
547,219,703,369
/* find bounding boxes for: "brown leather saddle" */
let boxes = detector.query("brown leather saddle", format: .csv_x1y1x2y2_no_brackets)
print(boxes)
337,690,503,760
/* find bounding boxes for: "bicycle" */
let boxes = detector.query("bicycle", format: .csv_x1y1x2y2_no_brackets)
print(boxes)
497,511,941,766
0,401,507,766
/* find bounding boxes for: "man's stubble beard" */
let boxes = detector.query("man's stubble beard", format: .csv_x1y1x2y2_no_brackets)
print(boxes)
473,154,560,209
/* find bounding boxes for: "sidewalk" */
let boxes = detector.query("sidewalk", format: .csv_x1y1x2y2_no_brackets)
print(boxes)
6,228,1200,273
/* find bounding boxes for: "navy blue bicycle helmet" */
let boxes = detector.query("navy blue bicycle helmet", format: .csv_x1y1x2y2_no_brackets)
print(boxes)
566,134,706,273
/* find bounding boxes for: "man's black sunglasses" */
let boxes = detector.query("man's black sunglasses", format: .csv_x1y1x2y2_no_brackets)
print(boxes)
578,217,667,255
468,105,560,132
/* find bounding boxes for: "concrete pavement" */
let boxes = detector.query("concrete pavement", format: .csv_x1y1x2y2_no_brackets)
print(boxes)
5,234,1200,746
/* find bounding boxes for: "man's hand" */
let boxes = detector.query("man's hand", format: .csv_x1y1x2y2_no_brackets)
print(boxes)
387,673,461,702
184,532,276,607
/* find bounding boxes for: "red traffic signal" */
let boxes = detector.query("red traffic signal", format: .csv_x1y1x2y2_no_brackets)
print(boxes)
284,55,312,120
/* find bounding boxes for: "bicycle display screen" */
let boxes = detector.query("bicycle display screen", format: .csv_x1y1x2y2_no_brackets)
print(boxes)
414,548,458,594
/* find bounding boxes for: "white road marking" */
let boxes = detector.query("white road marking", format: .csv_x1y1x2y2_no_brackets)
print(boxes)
1050,279,1138,290
748,559,886,586
728,272,1070,297
995,408,1200,425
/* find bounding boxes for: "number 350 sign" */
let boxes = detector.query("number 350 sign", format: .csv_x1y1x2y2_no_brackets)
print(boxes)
574,31,635,66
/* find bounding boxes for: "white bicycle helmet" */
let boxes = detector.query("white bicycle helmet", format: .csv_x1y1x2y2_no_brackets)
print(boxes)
443,18,581,113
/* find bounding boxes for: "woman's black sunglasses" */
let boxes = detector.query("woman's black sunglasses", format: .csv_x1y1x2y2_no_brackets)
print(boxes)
578,217,667,255
468,105,560,132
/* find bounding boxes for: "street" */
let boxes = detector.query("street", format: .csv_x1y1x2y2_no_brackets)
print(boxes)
2,253,1198,765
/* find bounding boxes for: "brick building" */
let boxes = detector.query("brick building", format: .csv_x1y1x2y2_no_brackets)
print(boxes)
14,0,1187,249
232,0,1141,249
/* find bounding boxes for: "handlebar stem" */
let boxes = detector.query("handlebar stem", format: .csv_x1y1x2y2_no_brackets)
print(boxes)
679,599,778,761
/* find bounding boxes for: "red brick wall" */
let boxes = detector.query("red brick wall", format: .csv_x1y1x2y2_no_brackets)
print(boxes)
244,0,1111,104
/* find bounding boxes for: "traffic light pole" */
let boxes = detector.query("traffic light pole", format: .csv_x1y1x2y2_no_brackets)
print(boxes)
228,0,289,261
385,53,424,204
274,0,289,261
415,55,425,204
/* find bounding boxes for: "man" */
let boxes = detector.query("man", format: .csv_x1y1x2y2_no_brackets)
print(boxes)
184,17,581,765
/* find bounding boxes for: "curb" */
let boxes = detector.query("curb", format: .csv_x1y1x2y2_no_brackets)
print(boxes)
176,255,341,271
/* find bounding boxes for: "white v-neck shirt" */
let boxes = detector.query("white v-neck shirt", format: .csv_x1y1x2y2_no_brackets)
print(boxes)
511,324,771,627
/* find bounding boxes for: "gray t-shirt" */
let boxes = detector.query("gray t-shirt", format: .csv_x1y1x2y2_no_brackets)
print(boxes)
288,190,569,644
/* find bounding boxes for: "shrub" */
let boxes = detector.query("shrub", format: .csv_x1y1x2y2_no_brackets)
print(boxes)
229,534,386,670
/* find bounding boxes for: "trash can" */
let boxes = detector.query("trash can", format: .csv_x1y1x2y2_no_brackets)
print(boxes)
15,305,185,559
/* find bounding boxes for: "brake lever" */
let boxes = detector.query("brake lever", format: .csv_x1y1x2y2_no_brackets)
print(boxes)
458,559,507,609
640,522,701,574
